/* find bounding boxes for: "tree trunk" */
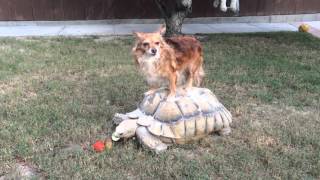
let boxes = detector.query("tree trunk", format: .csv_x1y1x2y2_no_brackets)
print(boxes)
154,0,192,37
165,12,185,36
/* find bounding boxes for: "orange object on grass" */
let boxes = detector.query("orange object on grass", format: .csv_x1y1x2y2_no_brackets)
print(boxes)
105,138,113,150
93,140,105,152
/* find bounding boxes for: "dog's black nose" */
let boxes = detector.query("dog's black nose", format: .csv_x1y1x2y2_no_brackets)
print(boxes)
151,48,157,55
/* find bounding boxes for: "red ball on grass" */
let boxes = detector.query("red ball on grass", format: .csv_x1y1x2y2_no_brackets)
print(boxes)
92,140,105,152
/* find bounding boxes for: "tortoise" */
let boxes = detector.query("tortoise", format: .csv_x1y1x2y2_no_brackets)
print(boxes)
111,87,232,153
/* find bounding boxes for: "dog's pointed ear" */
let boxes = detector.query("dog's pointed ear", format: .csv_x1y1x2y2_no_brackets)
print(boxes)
133,31,144,39
158,24,166,35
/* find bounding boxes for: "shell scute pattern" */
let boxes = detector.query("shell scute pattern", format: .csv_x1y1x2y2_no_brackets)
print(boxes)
138,88,232,142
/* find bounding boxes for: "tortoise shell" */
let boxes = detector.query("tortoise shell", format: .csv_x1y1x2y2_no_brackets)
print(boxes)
138,87,232,144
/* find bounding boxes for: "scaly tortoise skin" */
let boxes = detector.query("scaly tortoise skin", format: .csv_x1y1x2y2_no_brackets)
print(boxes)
112,87,232,152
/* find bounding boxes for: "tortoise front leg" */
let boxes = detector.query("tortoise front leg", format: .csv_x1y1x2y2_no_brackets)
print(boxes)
136,127,168,153
218,127,231,136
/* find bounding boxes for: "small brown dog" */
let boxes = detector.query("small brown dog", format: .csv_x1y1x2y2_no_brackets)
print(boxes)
132,25,204,98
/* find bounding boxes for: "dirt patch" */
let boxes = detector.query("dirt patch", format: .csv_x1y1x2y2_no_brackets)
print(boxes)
0,73,51,104
0,161,42,180
250,104,319,121
232,102,320,152
257,136,278,147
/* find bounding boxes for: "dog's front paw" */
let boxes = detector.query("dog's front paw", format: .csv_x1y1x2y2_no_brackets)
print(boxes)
166,93,176,102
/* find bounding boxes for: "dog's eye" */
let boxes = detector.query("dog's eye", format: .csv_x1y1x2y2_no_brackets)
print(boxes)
142,42,149,47
155,42,160,45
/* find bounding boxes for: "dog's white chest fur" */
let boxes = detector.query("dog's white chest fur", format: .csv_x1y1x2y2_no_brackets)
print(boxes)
138,55,186,88
138,55,168,87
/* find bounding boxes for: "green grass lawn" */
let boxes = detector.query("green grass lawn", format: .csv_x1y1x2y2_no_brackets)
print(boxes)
0,32,319,179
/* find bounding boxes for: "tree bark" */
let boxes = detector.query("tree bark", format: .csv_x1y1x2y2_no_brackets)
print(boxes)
154,0,192,37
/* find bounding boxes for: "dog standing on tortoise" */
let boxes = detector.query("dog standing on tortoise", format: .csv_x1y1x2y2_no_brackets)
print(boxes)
132,25,205,98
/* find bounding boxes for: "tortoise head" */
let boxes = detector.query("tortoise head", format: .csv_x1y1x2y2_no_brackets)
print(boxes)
112,120,138,141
